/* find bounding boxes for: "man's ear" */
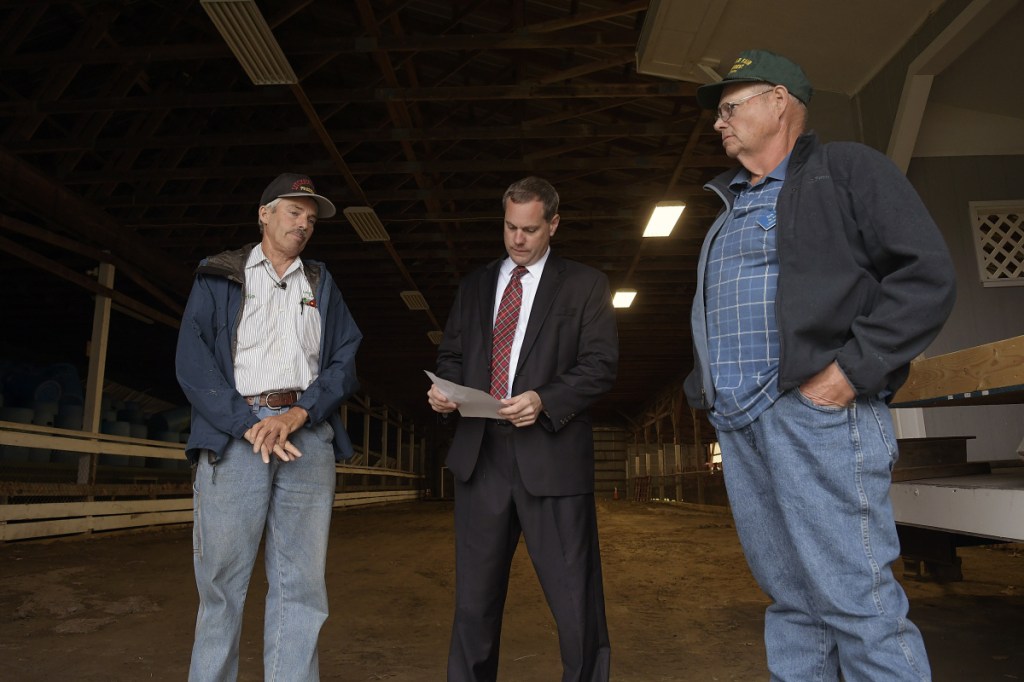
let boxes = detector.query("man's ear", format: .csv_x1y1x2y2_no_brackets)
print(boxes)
772,85,790,117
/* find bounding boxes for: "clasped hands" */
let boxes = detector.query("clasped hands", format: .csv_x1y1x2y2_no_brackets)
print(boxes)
243,406,309,463
427,384,542,426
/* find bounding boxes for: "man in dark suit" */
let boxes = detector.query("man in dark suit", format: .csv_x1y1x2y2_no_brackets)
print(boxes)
428,176,618,682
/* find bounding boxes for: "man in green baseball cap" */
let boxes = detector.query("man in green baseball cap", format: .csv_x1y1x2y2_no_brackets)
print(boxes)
696,49,813,109
684,49,954,680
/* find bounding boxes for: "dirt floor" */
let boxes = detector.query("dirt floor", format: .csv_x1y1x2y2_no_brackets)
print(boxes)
1,499,1021,681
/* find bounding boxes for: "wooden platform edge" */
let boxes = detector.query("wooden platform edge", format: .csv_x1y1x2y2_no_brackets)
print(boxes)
892,335,1024,407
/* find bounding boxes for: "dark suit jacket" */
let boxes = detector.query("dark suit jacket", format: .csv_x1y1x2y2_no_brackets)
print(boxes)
437,254,618,496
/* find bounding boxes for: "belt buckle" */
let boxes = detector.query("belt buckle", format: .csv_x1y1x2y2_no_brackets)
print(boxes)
264,390,286,407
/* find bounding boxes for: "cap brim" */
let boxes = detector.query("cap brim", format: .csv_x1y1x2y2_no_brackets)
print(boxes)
695,77,769,110
278,192,337,219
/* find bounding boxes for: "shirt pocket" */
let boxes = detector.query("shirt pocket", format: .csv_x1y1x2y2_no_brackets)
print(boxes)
757,209,777,231
298,305,322,361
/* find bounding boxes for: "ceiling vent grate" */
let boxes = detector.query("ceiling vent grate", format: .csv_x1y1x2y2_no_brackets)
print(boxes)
201,0,297,85
400,291,429,310
343,206,391,242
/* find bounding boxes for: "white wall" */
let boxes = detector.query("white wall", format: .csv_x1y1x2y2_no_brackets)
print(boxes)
906,154,1024,461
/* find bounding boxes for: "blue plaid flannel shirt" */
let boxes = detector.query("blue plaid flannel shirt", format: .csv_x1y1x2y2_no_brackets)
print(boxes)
705,156,789,430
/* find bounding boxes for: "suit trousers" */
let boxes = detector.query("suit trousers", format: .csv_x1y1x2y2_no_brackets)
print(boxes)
448,421,611,682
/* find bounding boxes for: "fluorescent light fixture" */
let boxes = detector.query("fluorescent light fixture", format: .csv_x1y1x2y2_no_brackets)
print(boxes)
343,206,391,241
427,330,444,345
612,289,637,308
400,291,428,310
642,201,685,238
201,0,298,85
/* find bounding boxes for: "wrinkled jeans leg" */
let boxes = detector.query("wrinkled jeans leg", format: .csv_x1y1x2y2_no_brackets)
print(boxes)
189,437,272,682
263,418,336,682
719,420,839,682
719,390,930,682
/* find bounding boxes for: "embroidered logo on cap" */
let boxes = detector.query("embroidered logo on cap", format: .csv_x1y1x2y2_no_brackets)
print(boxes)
729,57,753,75
291,179,315,194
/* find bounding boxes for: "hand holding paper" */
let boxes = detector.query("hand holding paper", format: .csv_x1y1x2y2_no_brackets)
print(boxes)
425,370,504,418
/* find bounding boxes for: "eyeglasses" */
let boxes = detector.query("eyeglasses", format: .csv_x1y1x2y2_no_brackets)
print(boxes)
716,89,774,122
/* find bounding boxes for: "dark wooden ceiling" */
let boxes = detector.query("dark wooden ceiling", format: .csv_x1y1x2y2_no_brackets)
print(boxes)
0,0,732,431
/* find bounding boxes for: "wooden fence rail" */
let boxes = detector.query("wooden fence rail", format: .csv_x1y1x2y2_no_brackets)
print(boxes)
1,421,424,541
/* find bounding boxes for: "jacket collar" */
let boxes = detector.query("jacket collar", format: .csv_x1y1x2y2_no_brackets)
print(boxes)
705,131,819,199
196,242,323,293
196,243,254,284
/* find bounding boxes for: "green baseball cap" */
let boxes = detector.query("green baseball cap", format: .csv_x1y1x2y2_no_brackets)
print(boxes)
696,49,813,110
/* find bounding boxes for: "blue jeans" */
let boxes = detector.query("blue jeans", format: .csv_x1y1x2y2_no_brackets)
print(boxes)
717,389,930,681
189,405,336,682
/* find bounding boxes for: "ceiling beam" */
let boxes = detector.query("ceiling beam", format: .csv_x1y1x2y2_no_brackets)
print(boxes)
62,155,728,184
0,234,181,329
353,0,466,288
0,145,192,295
11,121,707,153
0,213,184,316
0,30,641,68
520,0,650,33
0,82,697,115
524,52,636,85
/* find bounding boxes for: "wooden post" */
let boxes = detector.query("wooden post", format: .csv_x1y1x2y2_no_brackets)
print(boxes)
79,263,114,485
382,406,390,469
396,413,404,472
404,420,412,473
418,435,426,496
336,403,347,490
657,446,666,500
362,398,371,485
674,444,683,501
691,406,701,461
644,448,651,497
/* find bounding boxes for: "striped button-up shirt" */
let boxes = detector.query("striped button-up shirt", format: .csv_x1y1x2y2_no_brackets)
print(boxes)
705,157,789,430
234,245,321,397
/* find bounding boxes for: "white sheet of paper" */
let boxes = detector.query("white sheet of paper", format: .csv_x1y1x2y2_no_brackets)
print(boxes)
425,370,504,419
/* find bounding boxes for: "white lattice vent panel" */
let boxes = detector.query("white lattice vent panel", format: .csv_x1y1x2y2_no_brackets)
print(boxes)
969,201,1024,287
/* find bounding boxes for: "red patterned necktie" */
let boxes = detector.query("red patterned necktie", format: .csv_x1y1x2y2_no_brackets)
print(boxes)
489,265,528,399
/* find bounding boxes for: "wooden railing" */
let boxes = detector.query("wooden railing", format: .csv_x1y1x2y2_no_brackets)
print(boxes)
0,420,423,541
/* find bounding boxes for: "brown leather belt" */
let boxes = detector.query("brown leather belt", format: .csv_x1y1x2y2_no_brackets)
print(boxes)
245,390,300,408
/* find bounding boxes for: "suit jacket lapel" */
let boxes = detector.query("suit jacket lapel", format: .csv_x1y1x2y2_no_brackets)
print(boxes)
518,255,565,368
477,259,502,357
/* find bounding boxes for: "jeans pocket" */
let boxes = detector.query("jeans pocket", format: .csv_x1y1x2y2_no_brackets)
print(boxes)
867,398,899,469
793,387,850,414
317,419,335,443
